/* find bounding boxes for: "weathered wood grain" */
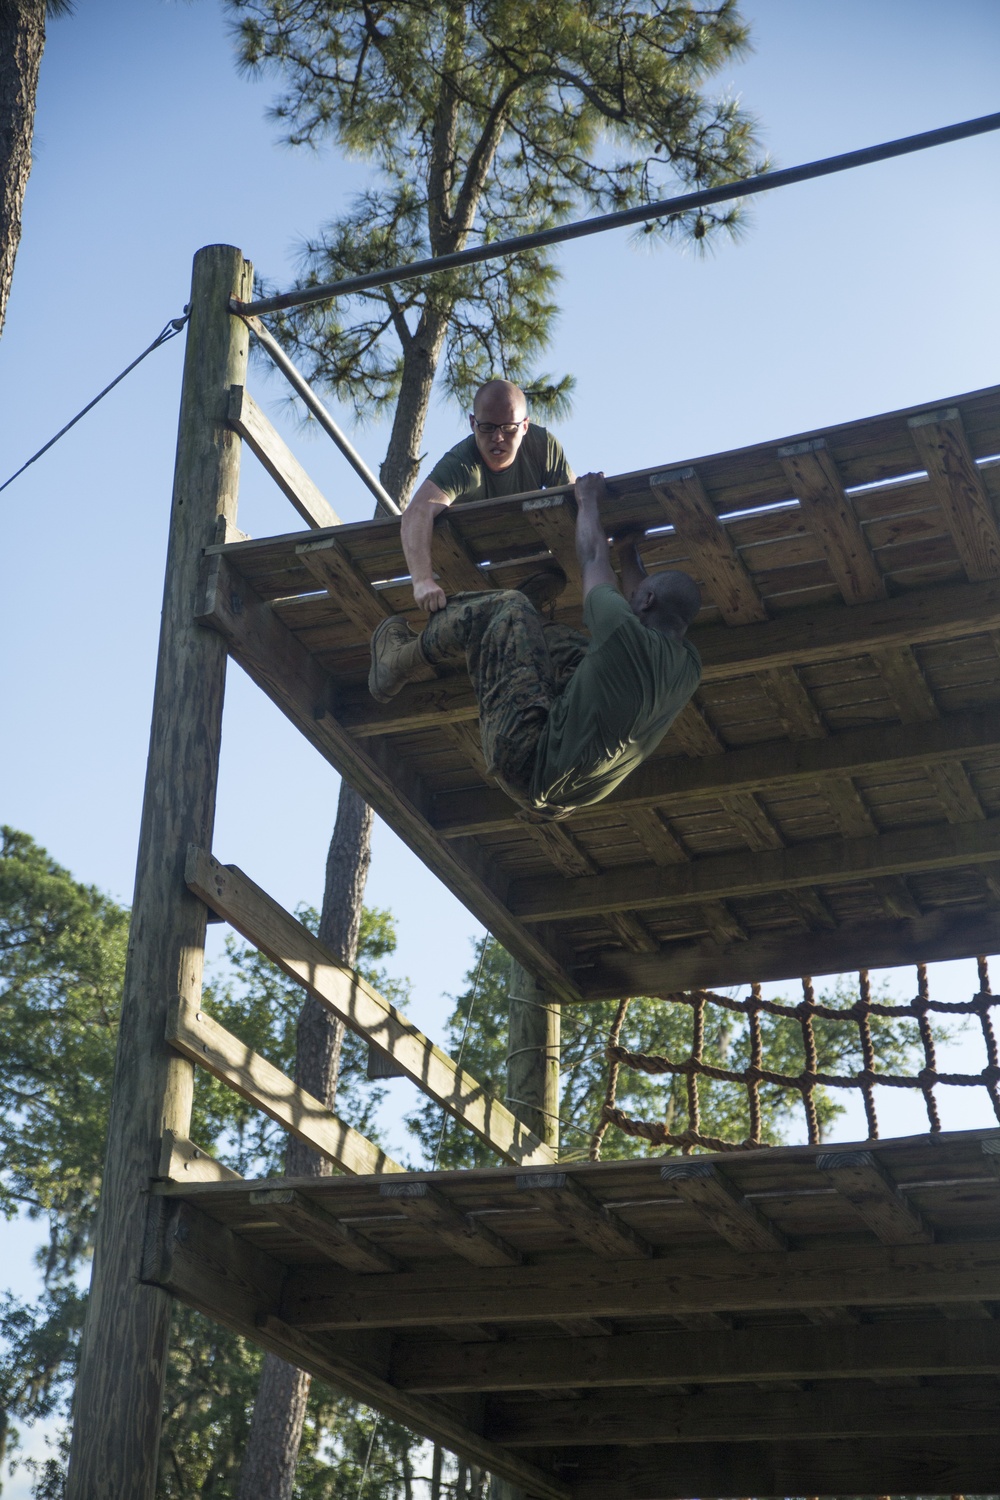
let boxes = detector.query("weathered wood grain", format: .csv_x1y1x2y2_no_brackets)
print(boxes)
282,1238,1000,1330
650,466,767,624
510,813,1000,922
579,906,1000,997
67,245,254,1500
185,849,556,1166
228,384,340,529
391,1314,1000,1393
167,998,402,1176
143,1199,569,1500
487,1377,998,1445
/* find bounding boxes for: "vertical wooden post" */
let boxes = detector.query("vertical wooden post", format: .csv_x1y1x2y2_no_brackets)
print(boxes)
66,245,252,1500
507,958,560,1152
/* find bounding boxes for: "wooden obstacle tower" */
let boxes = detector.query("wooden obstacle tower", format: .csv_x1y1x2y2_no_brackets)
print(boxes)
67,244,1000,1498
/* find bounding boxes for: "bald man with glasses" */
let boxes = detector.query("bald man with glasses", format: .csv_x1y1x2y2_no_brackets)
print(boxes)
401,378,574,614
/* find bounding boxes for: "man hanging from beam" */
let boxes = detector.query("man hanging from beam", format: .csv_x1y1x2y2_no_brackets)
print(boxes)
369,471,702,821
402,377,574,614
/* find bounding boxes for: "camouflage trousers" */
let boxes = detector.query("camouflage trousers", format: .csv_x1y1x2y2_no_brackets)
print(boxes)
422,589,587,806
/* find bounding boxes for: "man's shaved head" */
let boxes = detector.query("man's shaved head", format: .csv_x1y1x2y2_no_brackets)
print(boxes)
630,569,701,638
473,379,527,419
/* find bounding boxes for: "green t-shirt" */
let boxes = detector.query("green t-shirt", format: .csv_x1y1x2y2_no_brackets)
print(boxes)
427,423,572,503
530,585,702,811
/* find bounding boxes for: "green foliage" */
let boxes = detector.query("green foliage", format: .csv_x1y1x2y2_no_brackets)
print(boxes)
0,829,416,1494
226,0,766,428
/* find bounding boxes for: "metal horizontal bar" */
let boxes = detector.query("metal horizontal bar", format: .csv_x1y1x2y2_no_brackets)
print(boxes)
236,112,1000,317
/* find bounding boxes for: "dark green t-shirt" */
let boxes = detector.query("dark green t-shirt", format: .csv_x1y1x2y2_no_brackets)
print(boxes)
427,423,572,503
530,585,702,811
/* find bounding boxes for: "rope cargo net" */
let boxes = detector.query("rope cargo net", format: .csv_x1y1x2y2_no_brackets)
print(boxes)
594,958,1000,1157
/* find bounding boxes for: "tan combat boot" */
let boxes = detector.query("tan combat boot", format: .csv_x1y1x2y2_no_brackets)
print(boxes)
368,617,437,702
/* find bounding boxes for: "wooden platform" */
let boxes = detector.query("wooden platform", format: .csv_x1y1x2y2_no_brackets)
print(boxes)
146,1127,1000,1497
204,381,1000,1002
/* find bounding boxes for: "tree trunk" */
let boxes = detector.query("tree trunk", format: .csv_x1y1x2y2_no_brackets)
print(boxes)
378,304,451,505
0,0,46,338
235,787,372,1500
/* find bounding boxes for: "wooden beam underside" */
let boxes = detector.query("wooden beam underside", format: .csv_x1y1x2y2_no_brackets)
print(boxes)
148,1133,1000,1500
280,1238,1000,1329
206,382,1000,997
557,1437,1000,1500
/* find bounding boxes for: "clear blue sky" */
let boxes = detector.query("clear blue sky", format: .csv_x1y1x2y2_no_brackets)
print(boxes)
1,9,999,1467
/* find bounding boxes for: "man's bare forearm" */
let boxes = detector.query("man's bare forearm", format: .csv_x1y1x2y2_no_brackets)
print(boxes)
401,482,450,612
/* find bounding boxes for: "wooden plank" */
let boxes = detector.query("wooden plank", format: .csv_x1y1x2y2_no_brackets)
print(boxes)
660,1163,787,1252
185,849,556,1166
338,575,1000,735
580,905,1000,998
816,1151,934,1244
143,1198,568,1500
158,1129,241,1184
379,1181,522,1268
194,554,578,998
432,705,1000,837
487,1377,998,1446
649,467,767,624
167,998,403,1176
514,1172,652,1260
248,1188,402,1273
566,1435,1000,1500
909,408,1000,581
434,516,490,593
228,385,341,529
391,1315,1000,1393
281,1238,1000,1330
521,495,580,587
509,814,1000,922
297,537,393,634
777,438,886,603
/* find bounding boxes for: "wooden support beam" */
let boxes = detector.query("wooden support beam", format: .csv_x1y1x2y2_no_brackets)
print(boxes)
487,1377,998,1446
434,516,490,592
379,1182,523,1268
281,1238,1000,1331
158,1129,241,1185
521,495,580,587
195,554,578,998
391,1314,1000,1394
185,849,556,1166
66,245,254,1500
909,407,1000,581
580,905,1000,998
338,574,1000,735
649,467,767,624
298,537,393,634
429,705,1000,836
248,1188,402,1273
660,1163,787,1252
143,1198,568,1500
565,1435,1000,1500
515,1172,652,1260
167,999,403,1176
816,1151,934,1244
509,814,1000,922
777,438,886,604
227,385,340,529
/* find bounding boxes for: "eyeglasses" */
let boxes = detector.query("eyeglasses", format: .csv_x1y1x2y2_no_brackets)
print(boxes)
472,419,525,435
